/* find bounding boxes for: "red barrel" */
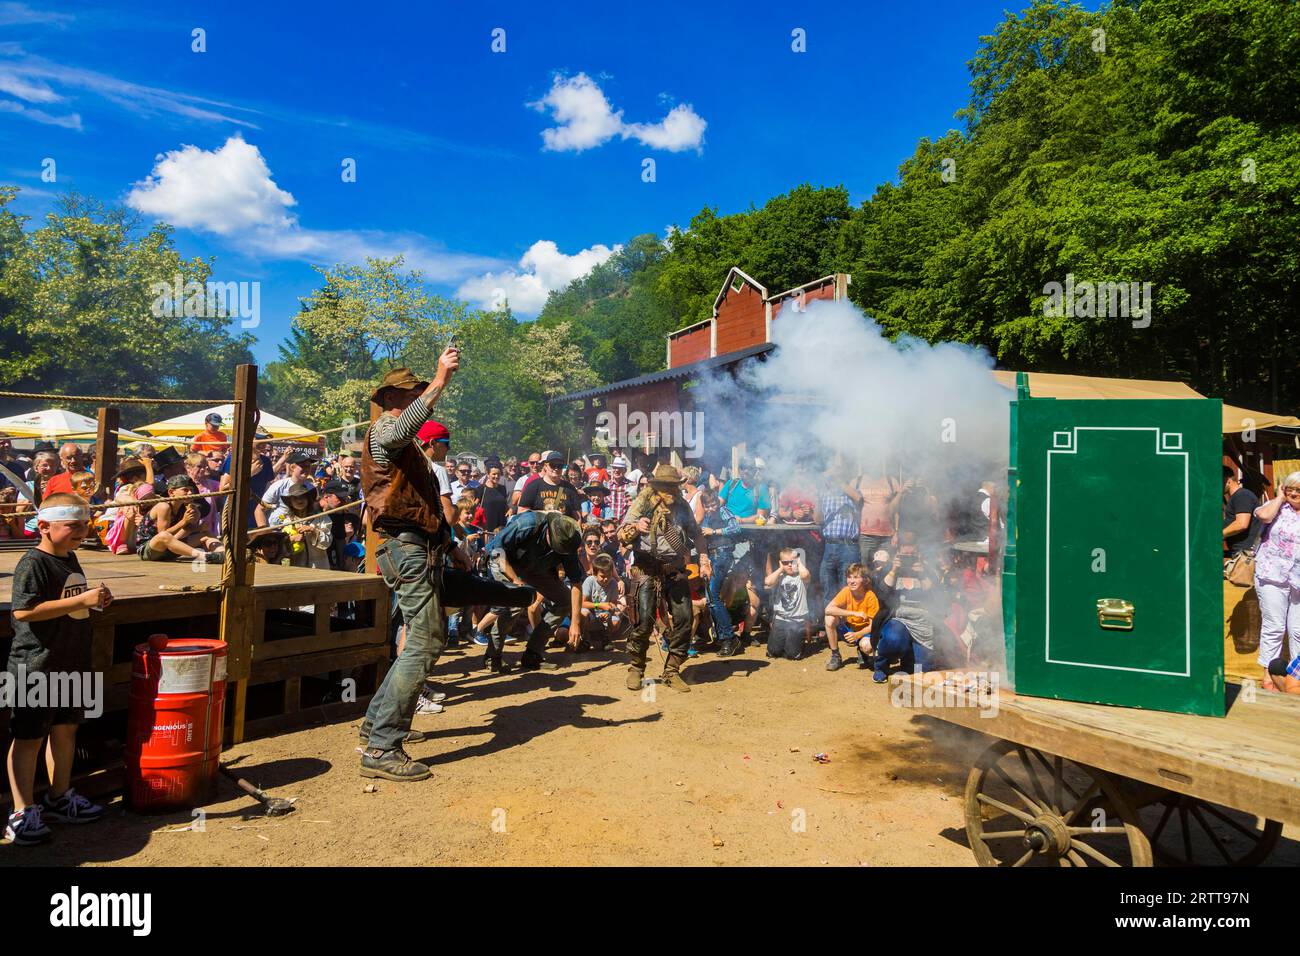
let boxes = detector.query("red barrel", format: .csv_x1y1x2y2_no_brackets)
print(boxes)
125,635,227,812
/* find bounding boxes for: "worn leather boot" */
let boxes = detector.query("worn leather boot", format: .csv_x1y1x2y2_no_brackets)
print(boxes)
360,747,432,782
625,618,651,691
660,653,691,693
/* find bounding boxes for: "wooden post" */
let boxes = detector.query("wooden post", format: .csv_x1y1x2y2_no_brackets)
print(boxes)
219,364,258,745
580,397,595,453
364,398,380,575
94,407,118,499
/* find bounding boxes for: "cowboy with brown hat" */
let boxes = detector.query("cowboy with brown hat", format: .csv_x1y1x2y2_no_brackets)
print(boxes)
358,347,461,783
617,462,712,692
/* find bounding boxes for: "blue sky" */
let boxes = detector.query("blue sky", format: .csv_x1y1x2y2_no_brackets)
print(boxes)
1,0,1039,364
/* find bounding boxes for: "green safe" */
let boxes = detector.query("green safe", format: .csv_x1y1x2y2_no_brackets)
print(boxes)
1003,378,1225,716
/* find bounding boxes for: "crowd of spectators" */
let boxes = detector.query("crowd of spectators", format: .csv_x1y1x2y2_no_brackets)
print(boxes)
8,425,1296,693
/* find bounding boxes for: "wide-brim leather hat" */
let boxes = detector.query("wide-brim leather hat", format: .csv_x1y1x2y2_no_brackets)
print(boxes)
648,463,685,486
371,367,429,406
114,456,148,482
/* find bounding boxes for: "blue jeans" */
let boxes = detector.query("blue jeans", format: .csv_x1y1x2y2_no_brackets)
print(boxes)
706,548,735,642
820,539,858,612
873,619,937,676
364,537,446,752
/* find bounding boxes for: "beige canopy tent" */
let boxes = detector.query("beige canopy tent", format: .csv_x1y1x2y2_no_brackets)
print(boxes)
991,371,1300,435
136,404,316,441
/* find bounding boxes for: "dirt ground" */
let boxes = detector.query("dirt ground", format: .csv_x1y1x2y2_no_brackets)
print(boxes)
10,639,1300,867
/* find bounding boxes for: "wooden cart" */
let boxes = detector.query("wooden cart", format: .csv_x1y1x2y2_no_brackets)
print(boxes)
901,671,1300,866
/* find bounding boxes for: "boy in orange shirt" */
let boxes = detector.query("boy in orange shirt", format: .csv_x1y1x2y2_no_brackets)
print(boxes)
823,562,879,671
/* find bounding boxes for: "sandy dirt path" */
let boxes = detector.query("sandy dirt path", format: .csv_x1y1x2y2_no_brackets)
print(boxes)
11,641,1299,867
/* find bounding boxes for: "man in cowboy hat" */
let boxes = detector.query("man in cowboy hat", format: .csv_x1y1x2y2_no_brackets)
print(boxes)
618,463,711,693
357,349,461,783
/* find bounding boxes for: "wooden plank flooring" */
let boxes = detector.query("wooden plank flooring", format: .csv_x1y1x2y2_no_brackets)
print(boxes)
902,670,1300,825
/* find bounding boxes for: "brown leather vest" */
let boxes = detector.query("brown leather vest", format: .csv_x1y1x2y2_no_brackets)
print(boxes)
360,424,443,537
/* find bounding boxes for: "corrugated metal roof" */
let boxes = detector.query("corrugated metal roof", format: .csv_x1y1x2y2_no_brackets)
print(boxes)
554,342,775,404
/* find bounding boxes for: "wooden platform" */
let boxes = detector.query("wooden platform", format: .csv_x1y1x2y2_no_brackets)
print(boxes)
901,670,1300,827
0,549,390,763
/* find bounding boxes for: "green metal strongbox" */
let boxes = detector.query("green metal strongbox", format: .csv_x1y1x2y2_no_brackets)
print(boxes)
1003,379,1225,716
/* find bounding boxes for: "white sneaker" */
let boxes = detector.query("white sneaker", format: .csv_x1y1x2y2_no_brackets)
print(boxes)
415,694,445,716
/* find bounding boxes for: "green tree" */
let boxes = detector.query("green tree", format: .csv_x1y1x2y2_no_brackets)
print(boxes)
0,189,255,425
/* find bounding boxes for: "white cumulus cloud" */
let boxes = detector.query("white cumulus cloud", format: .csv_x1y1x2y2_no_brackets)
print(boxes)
124,135,505,283
530,73,705,154
126,134,296,235
457,240,619,315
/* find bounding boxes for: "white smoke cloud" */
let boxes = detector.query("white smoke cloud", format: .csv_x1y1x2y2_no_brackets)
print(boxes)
696,297,1011,521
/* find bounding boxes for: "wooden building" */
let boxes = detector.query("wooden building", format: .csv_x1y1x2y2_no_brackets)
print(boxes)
556,268,851,464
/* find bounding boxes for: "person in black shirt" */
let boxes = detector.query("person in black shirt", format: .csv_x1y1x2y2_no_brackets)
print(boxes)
517,450,583,519
5,493,111,845
319,479,358,570
1223,467,1262,556
478,461,510,533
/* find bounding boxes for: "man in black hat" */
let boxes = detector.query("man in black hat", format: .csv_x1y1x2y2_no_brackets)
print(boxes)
357,352,462,782
146,446,188,496
517,450,582,520
319,479,359,571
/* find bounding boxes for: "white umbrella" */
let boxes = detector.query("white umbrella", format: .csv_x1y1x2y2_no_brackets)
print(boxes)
0,408,100,440
136,404,316,441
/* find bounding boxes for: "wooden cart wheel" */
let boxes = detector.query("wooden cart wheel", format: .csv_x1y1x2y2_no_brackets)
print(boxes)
1145,793,1282,867
964,740,1153,867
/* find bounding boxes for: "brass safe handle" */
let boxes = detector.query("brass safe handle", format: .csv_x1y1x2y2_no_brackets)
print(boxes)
1097,598,1134,631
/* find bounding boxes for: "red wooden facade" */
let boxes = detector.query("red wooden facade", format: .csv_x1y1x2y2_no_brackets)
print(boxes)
565,268,852,458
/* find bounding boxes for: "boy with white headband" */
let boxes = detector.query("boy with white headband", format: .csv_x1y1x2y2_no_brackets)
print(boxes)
5,493,112,846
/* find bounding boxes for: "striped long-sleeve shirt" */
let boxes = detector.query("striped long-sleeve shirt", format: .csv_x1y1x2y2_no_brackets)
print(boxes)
366,396,450,496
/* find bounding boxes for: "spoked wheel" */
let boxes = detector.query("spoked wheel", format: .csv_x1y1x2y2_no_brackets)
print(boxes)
965,741,1152,867
1145,793,1282,867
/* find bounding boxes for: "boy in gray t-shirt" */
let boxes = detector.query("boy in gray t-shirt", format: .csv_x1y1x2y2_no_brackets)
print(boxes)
580,553,626,650
764,547,811,660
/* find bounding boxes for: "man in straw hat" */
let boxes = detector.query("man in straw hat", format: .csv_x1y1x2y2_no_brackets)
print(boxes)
357,348,461,782
618,463,711,692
